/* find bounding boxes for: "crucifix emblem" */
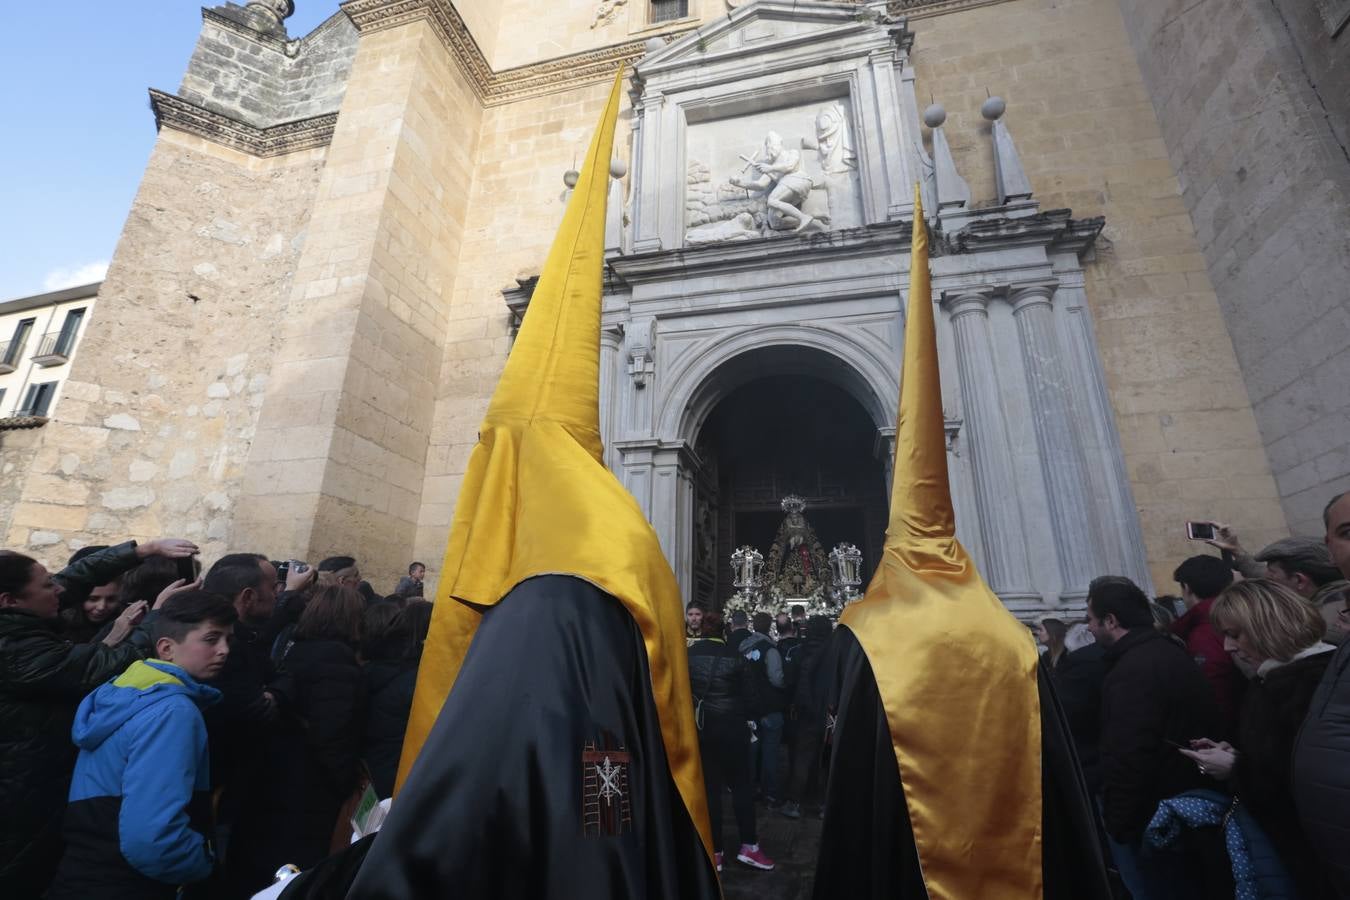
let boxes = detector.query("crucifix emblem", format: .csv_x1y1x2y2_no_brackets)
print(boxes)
594,755,624,806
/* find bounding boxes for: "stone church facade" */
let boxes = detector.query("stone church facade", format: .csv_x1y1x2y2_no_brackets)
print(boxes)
1,0,1344,611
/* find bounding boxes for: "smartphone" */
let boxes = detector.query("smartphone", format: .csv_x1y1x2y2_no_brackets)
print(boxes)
1186,521,1216,541
175,556,197,583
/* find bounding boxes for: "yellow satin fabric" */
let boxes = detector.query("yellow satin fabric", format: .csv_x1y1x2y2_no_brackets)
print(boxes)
394,69,714,862
840,186,1044,900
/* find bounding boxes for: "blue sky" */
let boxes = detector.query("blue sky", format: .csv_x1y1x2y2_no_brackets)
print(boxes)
0,1,341,301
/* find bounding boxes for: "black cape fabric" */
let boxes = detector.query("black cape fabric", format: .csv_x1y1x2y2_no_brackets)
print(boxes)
348,575,718,899
812,627,1113,900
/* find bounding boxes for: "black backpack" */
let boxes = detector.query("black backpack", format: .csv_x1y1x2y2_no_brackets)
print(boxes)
741,637,787,717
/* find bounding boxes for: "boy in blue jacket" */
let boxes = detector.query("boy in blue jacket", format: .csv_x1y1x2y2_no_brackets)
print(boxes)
49,590,236,900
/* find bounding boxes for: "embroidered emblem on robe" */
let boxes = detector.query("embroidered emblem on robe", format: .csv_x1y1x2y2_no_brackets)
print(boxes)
582,737,632,836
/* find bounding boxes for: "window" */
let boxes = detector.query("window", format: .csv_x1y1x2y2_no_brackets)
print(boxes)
0,388,6,412
651,0,688,23
20,381,56,418
53,308,85,357
3,318,34,365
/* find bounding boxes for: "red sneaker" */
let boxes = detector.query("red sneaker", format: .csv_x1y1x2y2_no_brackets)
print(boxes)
715,851,724,872
736,844,775,871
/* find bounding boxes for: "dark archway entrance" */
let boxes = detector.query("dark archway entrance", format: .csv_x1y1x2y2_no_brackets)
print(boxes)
690,370,888,609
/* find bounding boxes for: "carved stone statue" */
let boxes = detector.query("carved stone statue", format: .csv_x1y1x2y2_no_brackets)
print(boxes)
802,103,860,228
729,132,820,233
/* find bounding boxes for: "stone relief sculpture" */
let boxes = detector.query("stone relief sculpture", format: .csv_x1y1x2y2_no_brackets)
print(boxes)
801,102,860,229
730,131,819,233
590,0,627,29
684,104,862,245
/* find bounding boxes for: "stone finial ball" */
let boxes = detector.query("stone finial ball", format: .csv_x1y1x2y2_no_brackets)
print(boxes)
609,158,628,178
563,170,580,189
981,96,1007,121
645,37,666,54
922,103,947,129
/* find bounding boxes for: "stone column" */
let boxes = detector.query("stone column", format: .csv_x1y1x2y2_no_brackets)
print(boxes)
944,289,1039,602
867,49,911,219
630,92,665,253
599,324,623,471
651,445,684,581
1063,300,1155,591
1011,283,1105,601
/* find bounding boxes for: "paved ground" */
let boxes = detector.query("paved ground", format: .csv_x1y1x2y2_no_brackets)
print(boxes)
718,796,823,900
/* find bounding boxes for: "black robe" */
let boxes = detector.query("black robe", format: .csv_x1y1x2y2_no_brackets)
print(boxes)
346,575,718,899
812,627,1113,900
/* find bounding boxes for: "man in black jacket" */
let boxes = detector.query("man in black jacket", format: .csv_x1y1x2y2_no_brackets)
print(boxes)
202,553,282,865
1087,576,1221,900
1293,490,1350,896
1052,631,1107,795
687,610,774,871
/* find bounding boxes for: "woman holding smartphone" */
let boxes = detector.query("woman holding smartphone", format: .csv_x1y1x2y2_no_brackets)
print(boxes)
1180,579,1335,897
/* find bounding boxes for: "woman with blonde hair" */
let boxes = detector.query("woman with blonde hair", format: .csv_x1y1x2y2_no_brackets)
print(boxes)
1181,578,1334,897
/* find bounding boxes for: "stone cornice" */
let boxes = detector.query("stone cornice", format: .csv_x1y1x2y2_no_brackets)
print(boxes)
341,0,696,106
148,89,338,158
886,0,1021,21
0,415,48,431
949,210,1104,258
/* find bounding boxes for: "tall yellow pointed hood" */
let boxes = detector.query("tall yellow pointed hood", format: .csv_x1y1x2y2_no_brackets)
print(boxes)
396,69,713,859
840,186,1044,899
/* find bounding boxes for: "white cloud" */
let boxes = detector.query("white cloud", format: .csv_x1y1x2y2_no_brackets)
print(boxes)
42,260,109,292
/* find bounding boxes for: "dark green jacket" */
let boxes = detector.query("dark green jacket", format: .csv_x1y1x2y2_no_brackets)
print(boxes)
0,607,148,898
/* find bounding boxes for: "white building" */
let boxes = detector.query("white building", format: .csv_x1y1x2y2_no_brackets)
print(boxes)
0,283,99,421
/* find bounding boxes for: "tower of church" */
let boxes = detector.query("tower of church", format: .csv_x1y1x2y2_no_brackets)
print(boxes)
0,0,1342,608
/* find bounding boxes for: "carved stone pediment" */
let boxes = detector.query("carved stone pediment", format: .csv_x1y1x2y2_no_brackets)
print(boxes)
637,1,890,76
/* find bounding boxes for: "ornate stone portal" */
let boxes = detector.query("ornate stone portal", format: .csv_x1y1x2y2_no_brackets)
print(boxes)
508,0,1153,621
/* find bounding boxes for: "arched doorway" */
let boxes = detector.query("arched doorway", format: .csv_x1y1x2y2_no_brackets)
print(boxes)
683,347,890,609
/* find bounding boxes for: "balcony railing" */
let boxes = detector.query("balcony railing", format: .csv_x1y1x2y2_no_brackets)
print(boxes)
32,332,73,367
0,341,13,374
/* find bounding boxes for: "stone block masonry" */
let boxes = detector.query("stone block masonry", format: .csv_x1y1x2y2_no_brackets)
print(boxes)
234,17,484,589
1113,0,1350,537
911,0,1290,589
180,6,359,127
4,131,327,564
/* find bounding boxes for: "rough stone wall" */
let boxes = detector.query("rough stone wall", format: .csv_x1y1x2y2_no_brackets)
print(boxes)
413,83,632,572
234,19,484,590
0,428,45,550
912,0,1289,587
179,8,359,125
3,133,327,563
1112,0,1350,538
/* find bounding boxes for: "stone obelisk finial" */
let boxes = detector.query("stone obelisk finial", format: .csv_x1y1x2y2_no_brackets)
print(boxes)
981,95,1034,205
241,0,295,37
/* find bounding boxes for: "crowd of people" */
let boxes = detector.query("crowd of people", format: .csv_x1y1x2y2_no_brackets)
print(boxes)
3,489,1350,899
0,546,431,900
1040,491,1350,899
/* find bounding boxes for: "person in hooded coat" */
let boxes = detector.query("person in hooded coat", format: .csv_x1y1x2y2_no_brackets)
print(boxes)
48,591,235,900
